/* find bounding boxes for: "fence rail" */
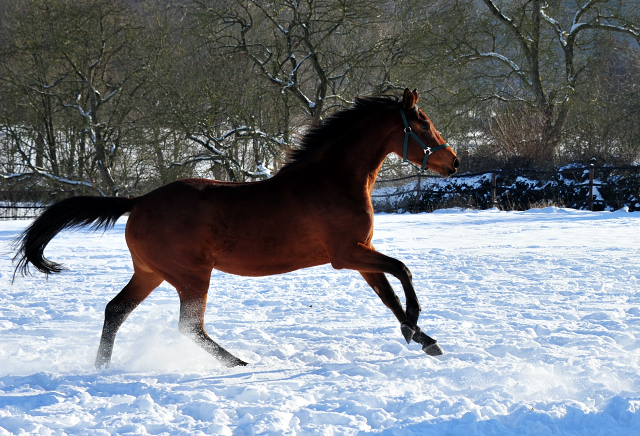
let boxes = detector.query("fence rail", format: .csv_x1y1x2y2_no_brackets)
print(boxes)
0,190,77,220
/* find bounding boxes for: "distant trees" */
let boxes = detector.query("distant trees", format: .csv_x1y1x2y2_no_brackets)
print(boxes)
0,0,153,195
568,36,640,163
199,0,393,121
186,0,402,178
404,0,640,170
1,0,639,196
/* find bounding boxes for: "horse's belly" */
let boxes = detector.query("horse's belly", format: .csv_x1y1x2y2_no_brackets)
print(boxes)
190,206,334,276
210,241,331,277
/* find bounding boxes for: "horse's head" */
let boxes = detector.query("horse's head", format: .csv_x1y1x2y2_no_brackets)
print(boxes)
394,89,459,177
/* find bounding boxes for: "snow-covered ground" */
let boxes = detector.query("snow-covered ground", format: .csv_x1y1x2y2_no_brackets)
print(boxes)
1,207,640,435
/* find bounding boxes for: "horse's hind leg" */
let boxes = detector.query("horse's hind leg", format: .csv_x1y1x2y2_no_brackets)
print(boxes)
360,271,443,356
172,277,247,367
95,270,163,368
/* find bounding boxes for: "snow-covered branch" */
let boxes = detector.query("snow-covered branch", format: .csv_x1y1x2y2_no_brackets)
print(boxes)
572,0,600,31
543,1,640,45
191,125,289,151
480,0,534,49
289,53,311,81
540,8,567,47
1,132,100,193
461,51,532,87
1,169,95,189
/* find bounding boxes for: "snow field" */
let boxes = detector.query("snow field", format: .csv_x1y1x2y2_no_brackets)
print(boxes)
1,207,640,435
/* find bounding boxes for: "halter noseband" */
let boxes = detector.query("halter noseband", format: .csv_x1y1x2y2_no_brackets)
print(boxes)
400,109,450,172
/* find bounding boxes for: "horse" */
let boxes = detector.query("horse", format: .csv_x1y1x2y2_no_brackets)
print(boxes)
14,88,459,368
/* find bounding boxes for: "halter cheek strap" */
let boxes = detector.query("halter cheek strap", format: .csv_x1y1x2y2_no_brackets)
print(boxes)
400,109,450,171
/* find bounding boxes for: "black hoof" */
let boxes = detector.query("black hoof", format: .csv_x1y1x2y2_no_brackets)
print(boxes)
423,342,444,356
401,323,415,344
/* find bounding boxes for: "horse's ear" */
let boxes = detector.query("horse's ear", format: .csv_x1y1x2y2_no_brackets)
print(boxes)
403,88,418,110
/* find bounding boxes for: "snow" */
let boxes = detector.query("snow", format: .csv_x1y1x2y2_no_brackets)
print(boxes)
2,207,640,435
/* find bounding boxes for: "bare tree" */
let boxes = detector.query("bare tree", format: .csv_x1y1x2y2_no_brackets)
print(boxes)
0,0,151,195
0,0,76,187
568,35,640,163
4,0,637,198
407,0,640,167
51,0,148,194
195,0,396,124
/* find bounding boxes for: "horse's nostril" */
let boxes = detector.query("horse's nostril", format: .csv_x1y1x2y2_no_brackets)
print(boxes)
453,158,460,169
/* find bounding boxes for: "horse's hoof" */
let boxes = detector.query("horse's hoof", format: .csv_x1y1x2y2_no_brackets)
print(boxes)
423,342,444,356
401,323,415,344
222,357,249,368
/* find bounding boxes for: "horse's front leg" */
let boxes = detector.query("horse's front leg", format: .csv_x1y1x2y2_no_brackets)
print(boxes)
331,243,420,324
330,242,438,350
360,272,444,356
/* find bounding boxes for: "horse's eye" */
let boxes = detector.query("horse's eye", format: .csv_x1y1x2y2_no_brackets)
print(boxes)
421,123,430,130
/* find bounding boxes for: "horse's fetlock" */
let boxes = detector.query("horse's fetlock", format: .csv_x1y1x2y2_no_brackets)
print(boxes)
406,305,421,325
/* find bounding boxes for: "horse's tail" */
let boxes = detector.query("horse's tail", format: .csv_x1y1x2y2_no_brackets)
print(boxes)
13,196,135,277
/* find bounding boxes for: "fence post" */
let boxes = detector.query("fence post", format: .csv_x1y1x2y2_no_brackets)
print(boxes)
491,171,497,206
589,158,595,211
414,173,422,212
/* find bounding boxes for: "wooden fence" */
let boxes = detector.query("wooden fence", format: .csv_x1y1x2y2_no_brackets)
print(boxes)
0,190,77,220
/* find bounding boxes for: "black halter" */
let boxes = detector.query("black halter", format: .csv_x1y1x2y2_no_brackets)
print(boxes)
400,109,451,171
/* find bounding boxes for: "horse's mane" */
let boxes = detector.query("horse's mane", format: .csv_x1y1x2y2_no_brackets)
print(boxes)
285,94,404,166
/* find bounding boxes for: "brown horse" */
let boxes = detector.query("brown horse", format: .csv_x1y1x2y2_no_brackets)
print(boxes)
14,89,459,368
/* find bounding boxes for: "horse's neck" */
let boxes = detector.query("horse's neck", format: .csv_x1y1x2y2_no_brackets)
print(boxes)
328,117,392,194
274,113,394,197
289,137,388,198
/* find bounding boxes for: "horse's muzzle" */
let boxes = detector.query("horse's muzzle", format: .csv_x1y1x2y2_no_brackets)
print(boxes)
444,158,459,176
